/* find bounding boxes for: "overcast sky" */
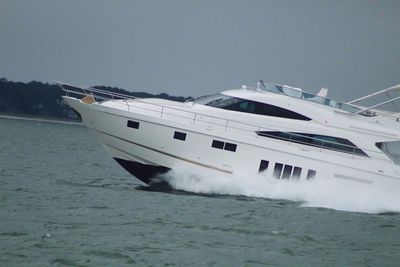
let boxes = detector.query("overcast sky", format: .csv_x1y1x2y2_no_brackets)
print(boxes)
1,0,400,100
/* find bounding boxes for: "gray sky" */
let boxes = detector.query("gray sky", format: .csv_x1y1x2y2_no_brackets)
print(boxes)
1,0,400,100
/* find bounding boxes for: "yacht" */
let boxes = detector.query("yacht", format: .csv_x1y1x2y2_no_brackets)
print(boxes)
59,81,400,187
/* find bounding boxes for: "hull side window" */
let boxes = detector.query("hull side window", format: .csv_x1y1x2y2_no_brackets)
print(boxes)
224,142,237,152
273,163,283,179
212,140,237,152
212,140,224,149
282,165,292,180
292,167,302,180
307,169,316,180
256,131,368,157
258,160,269,173
127,120,140,129
173,131,187,141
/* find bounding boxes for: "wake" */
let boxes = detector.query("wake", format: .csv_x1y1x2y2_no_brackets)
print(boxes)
157,167,400,214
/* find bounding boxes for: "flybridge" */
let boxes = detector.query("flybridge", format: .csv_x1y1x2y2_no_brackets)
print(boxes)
254,81,361,114
58,80,400,121
254,81,400,119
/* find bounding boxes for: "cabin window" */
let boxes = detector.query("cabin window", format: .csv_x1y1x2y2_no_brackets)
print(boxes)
224,142,237,152
273,163,283,179
258,160,269,173
201,95,311,121
256,131,368,157
127,120,140,129
173,131,187,141
307,169,316,180
376,141,400,165
266,162,303,180
292,167,302,180
212,140,224,149
282,165,293,180
212,140,237,152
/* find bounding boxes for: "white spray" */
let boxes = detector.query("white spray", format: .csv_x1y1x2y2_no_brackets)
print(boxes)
158,167,400,214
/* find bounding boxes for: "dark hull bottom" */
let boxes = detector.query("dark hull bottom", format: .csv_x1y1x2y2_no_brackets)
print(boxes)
113,158,170,185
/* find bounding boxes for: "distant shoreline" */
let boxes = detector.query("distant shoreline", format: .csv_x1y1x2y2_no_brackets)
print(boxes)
0,113,82,125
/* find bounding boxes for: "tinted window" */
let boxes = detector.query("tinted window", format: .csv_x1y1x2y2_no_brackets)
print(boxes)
212,140,224,149
173,131,186,141
206,96,311,121
127,120,140,129
259,160,269,173
224,142,237,152
376,141,400,165
292,167,302,180
282,165,292,179
307,169,316,180
256,131,368,157
273,163,283,179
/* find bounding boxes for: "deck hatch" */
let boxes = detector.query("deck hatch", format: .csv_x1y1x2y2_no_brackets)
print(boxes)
127,120,140,129
173,131,187,141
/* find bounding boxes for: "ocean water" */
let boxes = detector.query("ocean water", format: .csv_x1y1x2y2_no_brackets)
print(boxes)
1,117,400,266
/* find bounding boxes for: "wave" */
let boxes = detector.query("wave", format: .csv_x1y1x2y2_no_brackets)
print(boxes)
158,167,400,214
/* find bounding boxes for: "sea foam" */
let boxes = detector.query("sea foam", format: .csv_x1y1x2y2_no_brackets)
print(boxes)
159,167,400,214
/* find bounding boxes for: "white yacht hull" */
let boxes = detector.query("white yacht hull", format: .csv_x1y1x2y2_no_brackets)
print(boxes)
63,96,400,188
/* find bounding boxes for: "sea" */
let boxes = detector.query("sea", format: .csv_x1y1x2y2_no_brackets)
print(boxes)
1,117,400,267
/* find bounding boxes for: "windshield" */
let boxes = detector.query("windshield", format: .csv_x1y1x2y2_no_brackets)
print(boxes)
192,94,311,120
376,141,400,165
191,94,227,105
263,83,362,114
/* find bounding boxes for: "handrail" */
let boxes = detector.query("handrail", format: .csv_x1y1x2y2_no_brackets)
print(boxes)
58,82,393,163
56,81,137,101
348,84,400,104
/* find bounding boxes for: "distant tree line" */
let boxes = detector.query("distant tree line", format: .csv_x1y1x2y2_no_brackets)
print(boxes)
0,78,190,121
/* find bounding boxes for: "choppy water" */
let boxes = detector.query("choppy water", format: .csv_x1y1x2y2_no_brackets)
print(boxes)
1,117,400,266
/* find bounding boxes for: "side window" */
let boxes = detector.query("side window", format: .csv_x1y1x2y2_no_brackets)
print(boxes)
254,102,311,120
256,131,368,157
273,163,283,179
224,142,237,152
292,167,302,180
173,131,187,141
307,169,316,180
212,96,311,120
212,140,224,149
258,160,269,173
127,120,140,129
212,140,237,152
282,165,293,179
267,162,303,181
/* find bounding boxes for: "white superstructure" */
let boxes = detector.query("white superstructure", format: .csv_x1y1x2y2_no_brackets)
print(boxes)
59,81,400,188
